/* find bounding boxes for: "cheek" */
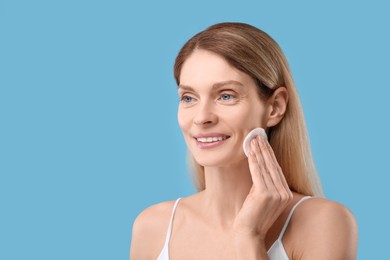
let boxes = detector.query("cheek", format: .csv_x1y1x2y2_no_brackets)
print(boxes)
225,106,262,125
229,107,266,130
177,108,189,131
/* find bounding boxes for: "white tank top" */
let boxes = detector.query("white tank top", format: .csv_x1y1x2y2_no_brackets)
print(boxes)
157,196,311,260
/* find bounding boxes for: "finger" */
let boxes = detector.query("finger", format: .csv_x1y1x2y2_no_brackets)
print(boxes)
251,138,276,192
247,143,266,190
256,137,293,207
261,136,291,193
256,136,288,194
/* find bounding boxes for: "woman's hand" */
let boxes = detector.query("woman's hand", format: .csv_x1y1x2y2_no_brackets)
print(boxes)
233,135,293,240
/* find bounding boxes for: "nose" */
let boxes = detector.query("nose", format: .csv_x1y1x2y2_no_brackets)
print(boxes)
193,100,218,127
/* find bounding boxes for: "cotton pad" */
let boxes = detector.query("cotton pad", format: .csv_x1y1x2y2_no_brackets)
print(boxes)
243,128,267,157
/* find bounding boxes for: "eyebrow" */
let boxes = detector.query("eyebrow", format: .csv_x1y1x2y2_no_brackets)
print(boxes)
178,80,245,91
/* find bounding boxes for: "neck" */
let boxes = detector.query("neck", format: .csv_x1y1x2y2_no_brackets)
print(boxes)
198,159,253,231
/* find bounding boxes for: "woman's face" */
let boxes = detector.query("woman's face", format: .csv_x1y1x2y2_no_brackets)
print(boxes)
177,50,269,167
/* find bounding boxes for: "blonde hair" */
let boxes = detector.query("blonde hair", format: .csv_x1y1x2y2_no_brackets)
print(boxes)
174,22,323,197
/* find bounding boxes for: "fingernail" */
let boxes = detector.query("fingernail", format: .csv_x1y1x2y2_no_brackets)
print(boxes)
251,138,257,146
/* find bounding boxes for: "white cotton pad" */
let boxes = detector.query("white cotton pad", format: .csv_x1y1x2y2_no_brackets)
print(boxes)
243,128,267,157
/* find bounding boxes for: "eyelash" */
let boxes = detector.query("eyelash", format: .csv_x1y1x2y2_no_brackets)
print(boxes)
180,93,237,104
219,93,236,101
180,95,194,103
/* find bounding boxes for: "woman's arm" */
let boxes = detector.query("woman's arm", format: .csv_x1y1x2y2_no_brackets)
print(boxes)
292,199,358,260
130,214,144,260
233,135,292,259
130,202,173,260
130,210,155,260
232,135,358,259
234,234,269,260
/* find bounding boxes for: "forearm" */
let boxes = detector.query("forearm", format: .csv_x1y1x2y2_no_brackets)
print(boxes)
234,235,269,260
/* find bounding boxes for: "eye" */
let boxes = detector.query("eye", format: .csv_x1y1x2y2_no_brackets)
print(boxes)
180,95,194,103
221,94,232,100
219,93,235,101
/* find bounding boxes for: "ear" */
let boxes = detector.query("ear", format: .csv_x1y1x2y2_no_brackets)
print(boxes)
266,87,289,128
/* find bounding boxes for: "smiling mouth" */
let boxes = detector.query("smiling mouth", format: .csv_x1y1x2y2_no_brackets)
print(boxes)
195,136,230,143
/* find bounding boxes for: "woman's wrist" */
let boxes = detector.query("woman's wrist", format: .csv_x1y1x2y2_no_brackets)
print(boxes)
234,234,269,260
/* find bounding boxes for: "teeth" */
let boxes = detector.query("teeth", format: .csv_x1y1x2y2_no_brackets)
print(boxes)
197,136,226,143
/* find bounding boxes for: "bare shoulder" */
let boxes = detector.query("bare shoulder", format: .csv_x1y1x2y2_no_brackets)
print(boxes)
133,199,177,232
130,200,178,260
295,197,357,224
289,197,358,260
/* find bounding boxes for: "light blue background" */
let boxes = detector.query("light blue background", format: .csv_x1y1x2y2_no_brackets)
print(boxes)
1,1,389,259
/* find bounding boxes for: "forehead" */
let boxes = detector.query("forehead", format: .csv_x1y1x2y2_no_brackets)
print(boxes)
179,49,255,89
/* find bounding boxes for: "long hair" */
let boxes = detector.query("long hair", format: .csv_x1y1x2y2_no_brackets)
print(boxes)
174,22,323,197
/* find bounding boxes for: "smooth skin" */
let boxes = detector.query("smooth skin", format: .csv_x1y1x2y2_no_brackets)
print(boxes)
130,50,358,259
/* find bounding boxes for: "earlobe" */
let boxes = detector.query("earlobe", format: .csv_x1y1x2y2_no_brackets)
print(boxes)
266,87,289,127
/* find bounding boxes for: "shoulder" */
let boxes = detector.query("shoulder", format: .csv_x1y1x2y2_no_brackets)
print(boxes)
295,197,356,224
289,197,358,259
130,199,179,259
133,199,178,232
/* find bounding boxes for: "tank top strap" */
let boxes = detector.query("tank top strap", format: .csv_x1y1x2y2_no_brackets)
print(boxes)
278,196,311,240
162,198,182,246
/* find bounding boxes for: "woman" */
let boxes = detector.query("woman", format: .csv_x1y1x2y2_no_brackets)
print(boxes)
130,22,358,259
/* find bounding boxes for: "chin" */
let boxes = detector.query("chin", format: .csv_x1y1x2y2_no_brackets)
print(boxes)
192,152,245,168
